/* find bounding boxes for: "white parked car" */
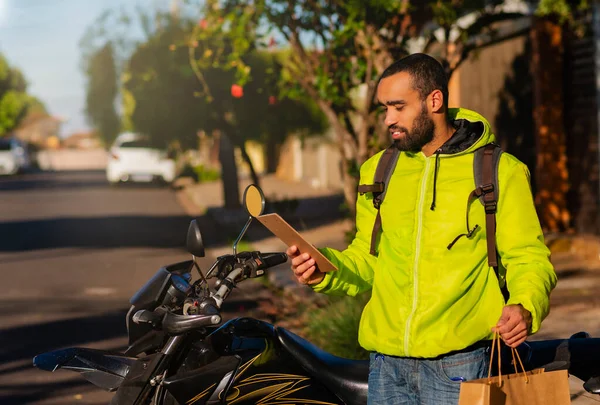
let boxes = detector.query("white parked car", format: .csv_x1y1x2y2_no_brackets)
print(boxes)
106,133,176,185
0,137,30,175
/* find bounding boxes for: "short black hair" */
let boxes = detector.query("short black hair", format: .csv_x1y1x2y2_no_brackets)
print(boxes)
380,53,449,107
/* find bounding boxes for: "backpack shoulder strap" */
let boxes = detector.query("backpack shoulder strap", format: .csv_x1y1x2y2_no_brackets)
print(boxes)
473,143,508,299
357,145,400,256
473,143,502,268
474,143,502,208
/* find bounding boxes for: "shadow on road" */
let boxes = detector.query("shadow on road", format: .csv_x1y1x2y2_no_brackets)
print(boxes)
0,216,193,252
0,197,345,252
0,310,128,366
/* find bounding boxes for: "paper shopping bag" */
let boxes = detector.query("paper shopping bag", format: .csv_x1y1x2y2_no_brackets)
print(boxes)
458,333,571,405
458,369,570,405
457,379,506,405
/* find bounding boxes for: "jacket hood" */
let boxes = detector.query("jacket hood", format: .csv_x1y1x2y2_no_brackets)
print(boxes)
438,108,496,156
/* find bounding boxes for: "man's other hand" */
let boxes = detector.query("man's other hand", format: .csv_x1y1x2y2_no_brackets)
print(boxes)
492,304,532,348
286,245,325,285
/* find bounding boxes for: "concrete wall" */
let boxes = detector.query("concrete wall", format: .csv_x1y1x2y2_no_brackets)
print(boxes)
37,149,108,171
276,135,343,190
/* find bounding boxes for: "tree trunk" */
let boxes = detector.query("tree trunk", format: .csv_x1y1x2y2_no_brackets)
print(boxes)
341,157,359,216
265,138,280,173
313,100,359,216
333,128,359,217
530,17,571,232
218,131,241,209
239,141,260,187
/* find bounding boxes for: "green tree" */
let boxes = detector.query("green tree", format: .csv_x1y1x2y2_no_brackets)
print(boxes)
0,54,31,136
536,0,590,25
189,0,538,214
122,14,325,207
83,43,121,145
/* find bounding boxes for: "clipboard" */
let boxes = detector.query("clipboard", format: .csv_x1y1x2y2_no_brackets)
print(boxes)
256,213,337,272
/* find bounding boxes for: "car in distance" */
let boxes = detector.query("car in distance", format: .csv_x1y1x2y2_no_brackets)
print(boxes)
0,137,31,175
106,133,176,185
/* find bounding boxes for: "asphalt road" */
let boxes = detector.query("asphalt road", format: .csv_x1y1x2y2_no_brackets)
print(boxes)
0,171,248,405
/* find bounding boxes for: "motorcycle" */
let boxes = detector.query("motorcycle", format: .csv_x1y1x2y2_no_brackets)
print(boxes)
34,184,600,404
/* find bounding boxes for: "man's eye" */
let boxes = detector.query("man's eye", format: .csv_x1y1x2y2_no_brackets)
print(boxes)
395,106,404,111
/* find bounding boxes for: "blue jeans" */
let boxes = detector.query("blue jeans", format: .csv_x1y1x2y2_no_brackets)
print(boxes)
368,346,490,405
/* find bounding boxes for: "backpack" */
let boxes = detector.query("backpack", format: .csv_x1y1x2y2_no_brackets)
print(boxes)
357,143,508,298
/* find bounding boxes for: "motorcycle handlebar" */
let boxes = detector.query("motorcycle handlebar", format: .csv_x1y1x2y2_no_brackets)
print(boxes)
133,252,287,335
258,252,288,269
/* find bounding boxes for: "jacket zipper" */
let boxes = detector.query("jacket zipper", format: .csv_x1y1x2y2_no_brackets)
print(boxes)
404,157,432,354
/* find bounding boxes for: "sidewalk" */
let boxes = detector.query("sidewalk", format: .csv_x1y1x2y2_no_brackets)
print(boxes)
177,173,343,216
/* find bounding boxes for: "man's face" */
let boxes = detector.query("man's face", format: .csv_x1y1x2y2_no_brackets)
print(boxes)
376,72,435,152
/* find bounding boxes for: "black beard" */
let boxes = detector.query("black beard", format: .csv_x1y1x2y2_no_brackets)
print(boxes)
392,104,435,152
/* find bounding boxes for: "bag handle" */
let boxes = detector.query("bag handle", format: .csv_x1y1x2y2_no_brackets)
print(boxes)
511,345,528,382
487,332,503,386
487,332,529,386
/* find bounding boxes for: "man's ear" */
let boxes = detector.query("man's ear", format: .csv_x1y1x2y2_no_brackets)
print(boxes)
430,90,444,113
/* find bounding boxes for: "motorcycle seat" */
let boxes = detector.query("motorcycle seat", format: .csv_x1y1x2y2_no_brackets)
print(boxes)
276,326,369,405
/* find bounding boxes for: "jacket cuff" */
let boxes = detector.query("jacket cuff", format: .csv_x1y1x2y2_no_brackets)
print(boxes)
310,271,334,292
507,295,541,335
310,247,337,292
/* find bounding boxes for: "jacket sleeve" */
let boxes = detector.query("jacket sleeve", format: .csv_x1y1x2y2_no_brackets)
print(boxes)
496,160,557,334
311,165,379,297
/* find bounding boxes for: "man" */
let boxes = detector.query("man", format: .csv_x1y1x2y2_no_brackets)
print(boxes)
287,53,556,405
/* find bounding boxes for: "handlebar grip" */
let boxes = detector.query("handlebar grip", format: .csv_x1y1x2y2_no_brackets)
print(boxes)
260,252,288,268
132,310,164,327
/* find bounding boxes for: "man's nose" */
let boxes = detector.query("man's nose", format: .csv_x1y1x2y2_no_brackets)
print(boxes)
384,112,397,127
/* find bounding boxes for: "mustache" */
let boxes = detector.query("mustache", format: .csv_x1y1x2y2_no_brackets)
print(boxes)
389,125,408,134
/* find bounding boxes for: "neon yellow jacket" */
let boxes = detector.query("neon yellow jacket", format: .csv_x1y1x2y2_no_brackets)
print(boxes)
314,108,556,358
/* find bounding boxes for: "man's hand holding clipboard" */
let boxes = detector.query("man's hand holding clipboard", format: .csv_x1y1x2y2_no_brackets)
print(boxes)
255,213,337,286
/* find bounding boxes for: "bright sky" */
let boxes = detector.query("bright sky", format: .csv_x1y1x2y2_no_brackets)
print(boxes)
0,0,174,137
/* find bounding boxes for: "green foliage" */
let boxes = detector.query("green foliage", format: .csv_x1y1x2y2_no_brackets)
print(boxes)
117,10,327,152
0,91,29,135
84,43,121,145
122,19,205,149
0,54,32,136
304,292,371,360
536,0,590,25
193,164,220,182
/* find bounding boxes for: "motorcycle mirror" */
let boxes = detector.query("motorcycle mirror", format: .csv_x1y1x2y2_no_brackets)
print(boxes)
243,184,265,217
233,184,265,256
186,219,205,258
